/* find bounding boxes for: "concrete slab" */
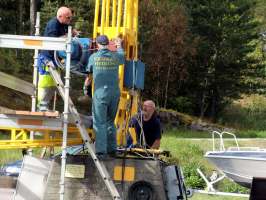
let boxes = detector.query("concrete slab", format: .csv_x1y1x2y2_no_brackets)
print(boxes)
0,188,15,200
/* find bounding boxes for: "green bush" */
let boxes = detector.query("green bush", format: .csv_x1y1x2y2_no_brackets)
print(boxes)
183,163,206,189
168,96,195,114
217,179,249,194
219,94,266,130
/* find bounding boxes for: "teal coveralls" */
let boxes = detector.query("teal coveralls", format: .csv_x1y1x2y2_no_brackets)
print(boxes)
87,47,125,154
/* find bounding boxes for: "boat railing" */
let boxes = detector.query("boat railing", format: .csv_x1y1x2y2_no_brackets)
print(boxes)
212,131,240,151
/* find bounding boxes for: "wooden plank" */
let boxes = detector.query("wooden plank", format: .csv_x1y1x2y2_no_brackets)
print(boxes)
0,110,60,118
0,176,17,188
15,111,60,117
0,72,34,96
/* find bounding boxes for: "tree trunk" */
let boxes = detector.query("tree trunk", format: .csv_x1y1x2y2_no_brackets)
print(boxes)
163,64,171,108
156,65,160,107
30,0,37,35
200,78,208,119
16,0,24,58
210,89,217,122
17,0,23,34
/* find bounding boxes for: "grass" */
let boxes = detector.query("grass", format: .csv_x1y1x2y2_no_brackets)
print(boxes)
0,149,23,165
0,148,46,165
191,194,247,200
165,128,266,138
219,94,266,131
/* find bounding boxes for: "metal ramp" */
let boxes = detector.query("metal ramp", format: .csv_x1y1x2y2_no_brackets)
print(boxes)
13,155,52,200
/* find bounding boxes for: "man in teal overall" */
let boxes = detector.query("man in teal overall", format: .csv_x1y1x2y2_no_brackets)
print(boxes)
86,35,125,157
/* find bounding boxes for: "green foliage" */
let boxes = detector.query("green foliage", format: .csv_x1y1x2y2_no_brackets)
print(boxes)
0,49,20,74
40,0,94,37
181,0,261,119
161,132,207,188
168,96,195,114
218,179,249,194
219,94,266,130
183,162,206,189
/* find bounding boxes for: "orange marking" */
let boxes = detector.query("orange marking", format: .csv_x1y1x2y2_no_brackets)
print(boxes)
18,119,43,126
24,40,43,46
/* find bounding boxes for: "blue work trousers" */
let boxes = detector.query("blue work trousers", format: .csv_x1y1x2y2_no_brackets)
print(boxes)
92,86,120,154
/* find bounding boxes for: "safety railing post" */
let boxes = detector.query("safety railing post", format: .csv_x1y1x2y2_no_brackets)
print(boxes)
59,26,72,200
29,11,41,156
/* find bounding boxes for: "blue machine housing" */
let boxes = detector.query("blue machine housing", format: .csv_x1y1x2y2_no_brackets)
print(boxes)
124,60,145,90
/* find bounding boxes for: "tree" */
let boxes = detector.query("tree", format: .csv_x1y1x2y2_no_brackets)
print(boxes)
182,0,260,120
139,0,197,108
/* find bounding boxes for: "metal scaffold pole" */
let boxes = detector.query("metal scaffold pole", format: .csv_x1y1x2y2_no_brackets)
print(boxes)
59,26,72,200
29,11,41,156
32,12,40,112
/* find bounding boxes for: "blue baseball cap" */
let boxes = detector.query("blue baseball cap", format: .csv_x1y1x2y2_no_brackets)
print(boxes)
96,35,109,45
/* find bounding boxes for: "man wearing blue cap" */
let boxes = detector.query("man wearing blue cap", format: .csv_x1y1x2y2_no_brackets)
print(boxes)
86,35,125,158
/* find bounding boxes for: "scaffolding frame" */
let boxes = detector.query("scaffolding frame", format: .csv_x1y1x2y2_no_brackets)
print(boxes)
0,26,120,199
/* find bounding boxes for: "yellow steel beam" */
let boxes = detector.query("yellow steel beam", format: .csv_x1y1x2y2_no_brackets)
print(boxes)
116,0,123,35
133,0,138,59
106,0,111,27
92,0,141,147
100,0,106,34
93,0,100,38
0,127,94,149
112,0,117,27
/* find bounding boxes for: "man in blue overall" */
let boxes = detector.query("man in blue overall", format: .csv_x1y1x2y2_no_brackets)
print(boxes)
86,35,125,158
38,6,77,111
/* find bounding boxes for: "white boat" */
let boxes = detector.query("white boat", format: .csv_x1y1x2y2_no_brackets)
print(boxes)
204,131,266,188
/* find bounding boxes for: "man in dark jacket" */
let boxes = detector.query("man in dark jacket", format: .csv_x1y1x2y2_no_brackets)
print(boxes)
130,100,161,149
38,6,76,111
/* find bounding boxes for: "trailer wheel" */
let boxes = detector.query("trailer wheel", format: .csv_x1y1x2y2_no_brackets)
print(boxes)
128,181,155,200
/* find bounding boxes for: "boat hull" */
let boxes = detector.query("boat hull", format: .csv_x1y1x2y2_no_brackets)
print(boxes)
205,151,266,188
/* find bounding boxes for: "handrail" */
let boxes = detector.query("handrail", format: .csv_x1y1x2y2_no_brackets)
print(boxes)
221,131,240,150
211,131,240,151
211,131,223,151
